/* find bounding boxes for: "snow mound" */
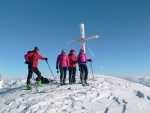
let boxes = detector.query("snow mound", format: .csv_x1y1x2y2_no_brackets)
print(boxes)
0,74,150,113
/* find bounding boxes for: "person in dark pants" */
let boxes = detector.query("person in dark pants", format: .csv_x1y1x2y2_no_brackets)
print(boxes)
56,50,69,86
24,46,48,90
68,49,77,84
77,49,91,84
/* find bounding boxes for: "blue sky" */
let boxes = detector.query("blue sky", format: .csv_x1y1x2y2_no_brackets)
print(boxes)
0,0,150,79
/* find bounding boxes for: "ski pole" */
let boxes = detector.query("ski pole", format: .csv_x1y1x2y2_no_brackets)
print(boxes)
46,60,55,78
90,61,95,85
32,73,38,92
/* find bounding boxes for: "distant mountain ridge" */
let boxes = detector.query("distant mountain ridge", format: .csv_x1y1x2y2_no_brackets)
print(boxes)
121,76,150,87
0,75,6,88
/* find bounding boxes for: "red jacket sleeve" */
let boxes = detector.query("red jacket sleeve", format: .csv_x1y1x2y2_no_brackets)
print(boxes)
37,54,45,60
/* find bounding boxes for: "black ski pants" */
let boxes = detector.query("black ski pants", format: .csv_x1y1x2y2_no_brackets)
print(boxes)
26,65,41,84
69,67,76,83
80,64,88,81
59,67,67,83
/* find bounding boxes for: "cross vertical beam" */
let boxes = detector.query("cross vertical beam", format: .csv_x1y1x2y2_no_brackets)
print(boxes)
80,23,86,52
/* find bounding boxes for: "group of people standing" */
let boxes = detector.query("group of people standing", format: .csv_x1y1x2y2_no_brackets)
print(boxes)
24,46,91,90
56,48,92,86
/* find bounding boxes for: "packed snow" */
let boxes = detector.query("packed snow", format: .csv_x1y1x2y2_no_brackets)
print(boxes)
0,74,150,113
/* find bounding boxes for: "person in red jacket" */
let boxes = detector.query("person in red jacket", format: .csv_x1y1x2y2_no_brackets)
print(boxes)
68,49,77,84
56,49,69,86
24,46,48,90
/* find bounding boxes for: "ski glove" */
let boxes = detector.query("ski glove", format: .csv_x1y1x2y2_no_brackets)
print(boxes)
45,58,48,61
25,61,32,65
88,59,92,62
73,61,77,64
56,65,58,70
57,70,59,73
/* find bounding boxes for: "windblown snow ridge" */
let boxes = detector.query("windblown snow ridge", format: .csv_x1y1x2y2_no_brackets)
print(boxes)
0,74,150,113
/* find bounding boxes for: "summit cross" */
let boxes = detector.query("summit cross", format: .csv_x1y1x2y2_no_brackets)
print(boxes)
68,23,99,53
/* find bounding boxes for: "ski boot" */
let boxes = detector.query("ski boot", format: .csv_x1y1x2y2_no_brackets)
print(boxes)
60,79,63,86
63,80,66,85
73,81,76,84
79,80,83,84
63,82,66,85
27,83,32,90
69,80,73,84
73,80,76,84
83,80,89,86
37,80,44,87
84,80,87,84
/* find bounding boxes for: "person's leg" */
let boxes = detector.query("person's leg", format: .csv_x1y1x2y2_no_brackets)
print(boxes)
83,65,88,83
27,66,33,83
34,67,41,81
80,69,82,82
69,67,73,83
59,67,63,85
80,64,84,83
26,65,33,89
72,67,76,83
34,68,44,87
63,67,67,85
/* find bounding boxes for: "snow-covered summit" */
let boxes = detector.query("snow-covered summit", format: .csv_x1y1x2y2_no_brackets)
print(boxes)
0,74,150,113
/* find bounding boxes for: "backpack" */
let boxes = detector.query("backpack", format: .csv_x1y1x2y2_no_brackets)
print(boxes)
36,76,49,84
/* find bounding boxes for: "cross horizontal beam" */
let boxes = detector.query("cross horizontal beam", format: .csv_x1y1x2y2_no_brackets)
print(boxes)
68,35,99,44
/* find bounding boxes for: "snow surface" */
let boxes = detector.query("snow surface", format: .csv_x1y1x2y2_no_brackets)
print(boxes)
0,74,150,113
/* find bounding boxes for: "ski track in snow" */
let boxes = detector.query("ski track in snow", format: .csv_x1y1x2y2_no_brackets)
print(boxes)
0,75,150,113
